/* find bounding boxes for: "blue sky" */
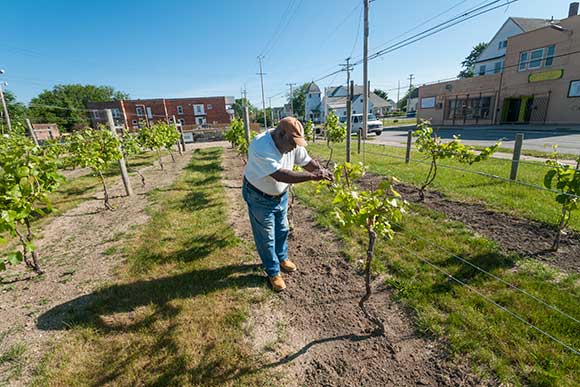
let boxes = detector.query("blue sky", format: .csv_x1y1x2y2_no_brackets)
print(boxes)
1,0,573,107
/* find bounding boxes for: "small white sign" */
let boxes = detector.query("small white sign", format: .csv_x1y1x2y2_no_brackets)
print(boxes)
569,80,580,97
421,96,436,109
182,132,194,143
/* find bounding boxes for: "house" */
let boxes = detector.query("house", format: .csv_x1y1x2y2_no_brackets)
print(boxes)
31,123,60,141
323,84,391,120
418,2,580,126
87,96,235,131
407,88,419,114
304,82,323,123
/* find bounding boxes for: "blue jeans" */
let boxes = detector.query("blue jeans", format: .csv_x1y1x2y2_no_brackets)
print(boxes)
242,180,289,278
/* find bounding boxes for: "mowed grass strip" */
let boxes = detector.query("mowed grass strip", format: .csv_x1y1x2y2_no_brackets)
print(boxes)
309,142,580,232
33,148,275,387
295,178,580,386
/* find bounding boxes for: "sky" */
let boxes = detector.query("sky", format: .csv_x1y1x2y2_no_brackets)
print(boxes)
1,0,574,108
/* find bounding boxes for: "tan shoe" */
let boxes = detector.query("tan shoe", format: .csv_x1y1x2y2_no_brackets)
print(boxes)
269,274,286,292
280,259,297,273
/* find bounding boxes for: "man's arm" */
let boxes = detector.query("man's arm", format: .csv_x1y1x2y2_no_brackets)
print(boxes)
270,167,332,184
302,159,324,173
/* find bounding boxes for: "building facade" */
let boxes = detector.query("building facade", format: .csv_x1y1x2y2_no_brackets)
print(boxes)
88,96,235,131
418,3,580,126
32,123,60,141
323,85,390,119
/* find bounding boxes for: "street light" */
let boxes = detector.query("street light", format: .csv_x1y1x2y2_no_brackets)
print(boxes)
0,69,12,133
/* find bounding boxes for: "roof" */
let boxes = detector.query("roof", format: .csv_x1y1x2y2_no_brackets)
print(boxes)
510,17,559,32
327,97,348,109
307,82,321,93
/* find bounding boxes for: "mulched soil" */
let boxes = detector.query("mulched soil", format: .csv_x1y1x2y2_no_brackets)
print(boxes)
358,172,580,274
222,149,494,387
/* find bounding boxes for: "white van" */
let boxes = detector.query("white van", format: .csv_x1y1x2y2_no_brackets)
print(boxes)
340,114,383,136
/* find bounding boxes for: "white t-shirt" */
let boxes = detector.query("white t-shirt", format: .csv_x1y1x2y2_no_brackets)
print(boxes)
244,130,312,196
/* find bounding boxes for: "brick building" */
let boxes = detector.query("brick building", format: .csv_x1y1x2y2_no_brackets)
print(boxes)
87,96,235,131
418,3,580,126
31,123,60,141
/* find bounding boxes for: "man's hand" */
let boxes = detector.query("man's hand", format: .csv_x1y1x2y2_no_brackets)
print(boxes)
311,168,333,181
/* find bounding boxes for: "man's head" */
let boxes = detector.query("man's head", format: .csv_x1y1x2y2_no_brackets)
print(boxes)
274,117,307,153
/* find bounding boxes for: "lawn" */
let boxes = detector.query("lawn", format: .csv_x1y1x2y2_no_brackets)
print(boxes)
294,178,580,386
308,142,580,232
32,148,275,386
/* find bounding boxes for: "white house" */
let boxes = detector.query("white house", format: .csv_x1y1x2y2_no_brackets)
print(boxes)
304,82,323,123
474,17,558,76
323,84,391,120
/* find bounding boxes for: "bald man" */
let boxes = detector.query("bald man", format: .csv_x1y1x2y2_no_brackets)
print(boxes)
242,117,332,291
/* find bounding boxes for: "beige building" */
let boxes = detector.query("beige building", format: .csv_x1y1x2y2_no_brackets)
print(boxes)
31,123,60,141
418,3,580,126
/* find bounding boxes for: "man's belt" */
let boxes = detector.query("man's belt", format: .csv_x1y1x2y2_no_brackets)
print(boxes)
243,177,286,200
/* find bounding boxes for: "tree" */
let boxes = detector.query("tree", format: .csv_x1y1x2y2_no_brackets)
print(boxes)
458,42,488,78
224,118,254,163
232,98,256,119
324,112,347,167
66,128,123,210
289,83,309,119
413,120,500,200
138,122,178,170
0,134,63,274
318,162,406,333
397,87,417,111
121,133,146,186
373,89,389,101
254,108,274,128
28,84,128,132
304,120,314,142
543,149,580,251
1,90,28,132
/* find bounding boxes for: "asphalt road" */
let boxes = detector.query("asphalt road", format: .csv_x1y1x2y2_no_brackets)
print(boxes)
373,125,580,155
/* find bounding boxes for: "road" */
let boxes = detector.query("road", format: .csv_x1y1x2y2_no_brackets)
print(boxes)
373,125,580,155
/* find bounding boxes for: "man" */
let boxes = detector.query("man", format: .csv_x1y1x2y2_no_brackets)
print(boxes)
243,117,332,291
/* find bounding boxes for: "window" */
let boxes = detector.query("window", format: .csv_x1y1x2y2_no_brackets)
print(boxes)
478,65,486,76
447,97,492,120
112,108,121,118
494,61,502,74
178,118,186,125
177,105,184,115
420,96,436,109
519,52,528,71
569,80,580,97
146,107,153,119
136,106,144,116
131,120,138,125
207,104,213,110
194,104,205,115
92,110,100,119
545,45,556,67
528,48,544,69
498,40,507,50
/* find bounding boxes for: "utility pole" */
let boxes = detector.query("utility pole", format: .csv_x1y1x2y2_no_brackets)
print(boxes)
362,0,370,139
257,56,268,129
406,74,414,113
341,58,354,162
268,97,275,126
286,83,296,117
0,73,12,133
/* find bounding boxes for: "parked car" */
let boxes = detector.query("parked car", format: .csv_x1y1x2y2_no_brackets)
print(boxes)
339,114,383,136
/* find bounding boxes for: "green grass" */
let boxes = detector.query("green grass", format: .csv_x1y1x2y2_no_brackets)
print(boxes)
310,142,580,232
32,148,275,387
295,182,580,386
0,342,26,383
382,118,417,127
471,146,578,161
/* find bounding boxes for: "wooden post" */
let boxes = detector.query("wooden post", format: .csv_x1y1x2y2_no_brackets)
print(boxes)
242,106,251,146
106,109,133,197
173,115,186,152
171,116,183,155
405,130,412,164
346,80,353,162
510,133,524,181
357,129,362,154
25,119,39,146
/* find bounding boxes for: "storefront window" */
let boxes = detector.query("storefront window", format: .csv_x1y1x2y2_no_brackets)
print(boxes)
545,45,556,67
447,97,492,120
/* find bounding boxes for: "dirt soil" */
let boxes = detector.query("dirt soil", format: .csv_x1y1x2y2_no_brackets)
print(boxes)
222,149,494,387
0,145,207,386
359,173,580,274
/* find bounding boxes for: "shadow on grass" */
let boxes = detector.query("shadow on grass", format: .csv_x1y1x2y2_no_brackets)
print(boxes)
37,263,264,332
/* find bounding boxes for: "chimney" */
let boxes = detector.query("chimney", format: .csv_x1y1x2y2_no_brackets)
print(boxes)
570,2,579,17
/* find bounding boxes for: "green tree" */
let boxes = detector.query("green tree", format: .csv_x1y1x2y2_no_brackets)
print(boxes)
324,111,347,167
318,162,406,332
397,87,417,111
232,98,256,119
0,134,64,274
304,120,314,142
254,108,274,128
289,83,309,119
28,84,128,132
1,90,28,132
66,128,123,210
458,42,489,78
373,89,389,101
